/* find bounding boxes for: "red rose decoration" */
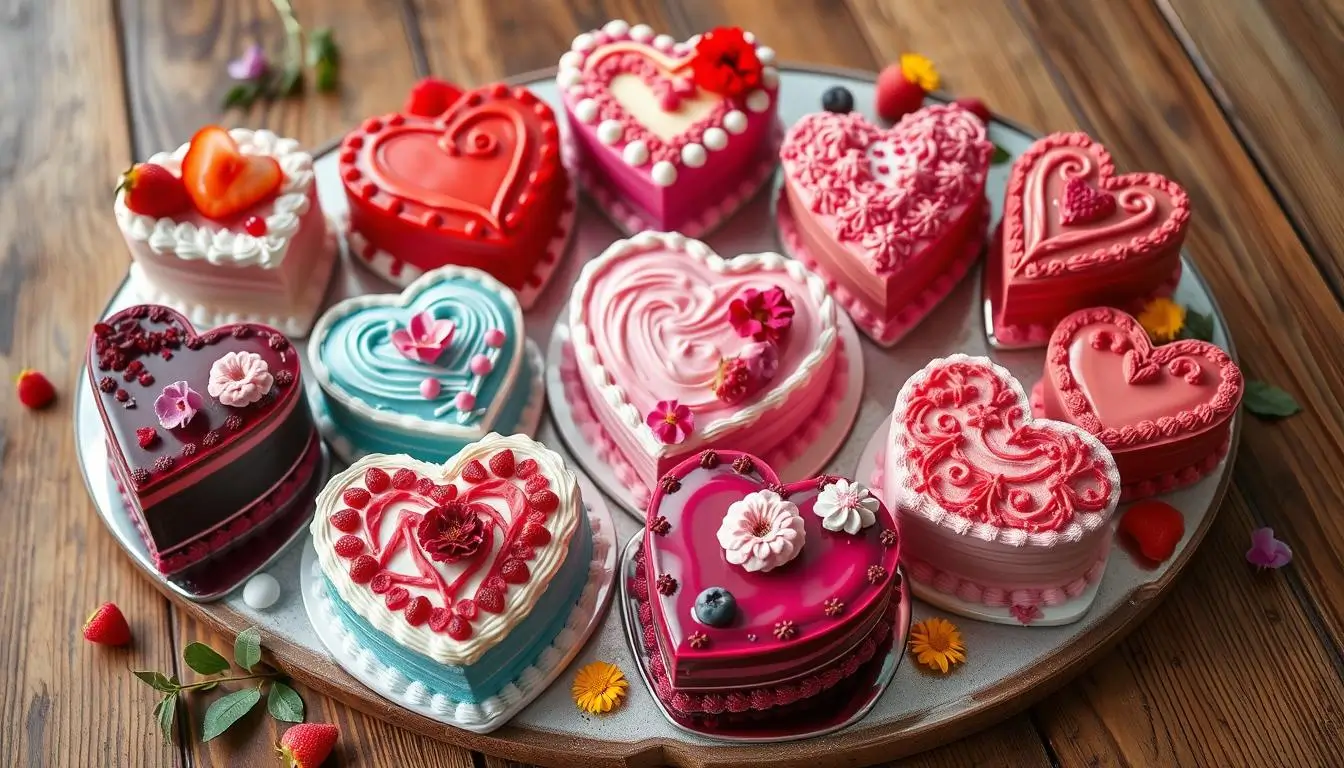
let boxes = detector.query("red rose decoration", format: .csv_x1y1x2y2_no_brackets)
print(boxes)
690,27,763,99
417,502,485,563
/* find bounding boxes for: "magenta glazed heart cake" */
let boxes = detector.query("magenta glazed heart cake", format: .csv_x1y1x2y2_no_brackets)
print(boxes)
558,21,780,234
631,449,901,722
565,231,842,503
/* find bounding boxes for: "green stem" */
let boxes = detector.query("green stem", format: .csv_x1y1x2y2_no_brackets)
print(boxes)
269,0,304,66
179,672,276,692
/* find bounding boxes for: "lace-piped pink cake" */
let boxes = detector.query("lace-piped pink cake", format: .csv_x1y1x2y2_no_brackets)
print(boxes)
985,132,1190,348
779,106,992,346
1033,307,1243,500
631,449,901,723
883,354,1120,625
565,231,841,504
558,22,781,235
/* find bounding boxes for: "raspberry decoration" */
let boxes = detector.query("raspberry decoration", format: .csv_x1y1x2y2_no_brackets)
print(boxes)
688,632,709,649
363,467,391,493
867,564,888,584
267,334,288,351
180,443,197,457
428,607,451,632
152,456,175,473
243,216,268,237
773,620,797,640
136,427,159,449
417,502,485,563
230,325,252,339
15,369,56,409
689,27,763,99
712,357,751,404
274,370,294,387
98,376,117,393
656,573,678,596
659,475,681,494
415,477,435,495
1060,177,1117,226
369,573,392,594
348,555,378,583
456,599,478,620
202,430,221,447
405,596,431,626
732,455,755,474
823,598,845,616
521,521,551,546
392,468,417,490
223,414,243,431
767,483,791,499
130,468,151,487
880,529,898,548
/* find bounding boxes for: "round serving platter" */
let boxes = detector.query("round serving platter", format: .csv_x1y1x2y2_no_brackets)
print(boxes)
74,65,1238,767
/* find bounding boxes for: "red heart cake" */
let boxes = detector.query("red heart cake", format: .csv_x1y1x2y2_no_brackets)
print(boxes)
86,305,322,580
883,354,1120,623
985,132,1190,347
1034,307,1243,499
340,81,572,308
632,449,901,721
779,106,992,346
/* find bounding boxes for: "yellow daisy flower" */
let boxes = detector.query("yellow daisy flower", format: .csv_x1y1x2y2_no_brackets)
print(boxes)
909,617,966,674
1138,297,1186,343
571,661,629,714
900,53,940,92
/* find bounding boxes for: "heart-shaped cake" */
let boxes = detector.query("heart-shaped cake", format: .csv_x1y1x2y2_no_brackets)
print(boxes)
115,128,335,337
632,449,901,720
779,106,992,346
558,21,781,235
884,354,1120,624
87,305,321,578
566,231,840,501
986,132,1190,347
310,434,592,714
1034,307,1243,499
340,82,572,308
309,266,542,463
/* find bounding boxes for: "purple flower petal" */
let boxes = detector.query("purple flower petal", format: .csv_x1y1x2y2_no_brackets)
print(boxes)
228,44,268,81
1246,526,1293,569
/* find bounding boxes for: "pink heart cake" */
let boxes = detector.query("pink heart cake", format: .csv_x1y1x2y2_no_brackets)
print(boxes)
566,231,841,502
986,132,1190,347
632,449,901,721
779,106,992,346
558,21,780,234
1034,307,1243,499
884,354,1120,621
87,305,322,581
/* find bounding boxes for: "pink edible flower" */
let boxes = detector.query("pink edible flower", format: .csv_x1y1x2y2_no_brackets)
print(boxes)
740,341,779,384
207,351,274,408
153,380,204,429
646,400,694,445
1246,527,1292,570
728,286,794,343
1010,603,1042,626
227,44,269,81
390,311,456,364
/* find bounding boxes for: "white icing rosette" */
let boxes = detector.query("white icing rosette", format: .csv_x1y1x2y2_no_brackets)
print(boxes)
815,478,879,535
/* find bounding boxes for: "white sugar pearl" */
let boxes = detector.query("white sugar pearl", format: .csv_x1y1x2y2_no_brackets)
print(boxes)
756,46,776,65
558,51,583,71
597,119,624,145
681,143,707,168
651,161,678,187
557,69,582,89
574,99,599,123
746,90,771,113
703,127,728,151
724,110,749,134
602,20,630,38
653,34,674,50
571,33,595,52
243,573,280,610
762,67,780,89
623,140,649,166
630,24,654,41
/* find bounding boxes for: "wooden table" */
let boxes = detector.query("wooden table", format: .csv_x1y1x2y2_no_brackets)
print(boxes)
3,0,1342,765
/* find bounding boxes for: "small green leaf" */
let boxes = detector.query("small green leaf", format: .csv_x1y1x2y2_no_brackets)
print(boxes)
991,143,1010,165
235,626,263,672
1180,308,1215,343
183,642,231,676
307,28,340,93
153,693,178,743
267,681,305,723
201,687,262,741
274,64,304,98
314,60,339,93
133,670,180,693
1243,380,1301,418
221,82,262,110
196,681,219,693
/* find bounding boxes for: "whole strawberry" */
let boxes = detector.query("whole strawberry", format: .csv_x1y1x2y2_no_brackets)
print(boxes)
405,77,463,118
876,53,939,124
952,96,992,124
16,369,56,409
277,723,339,767
82,602,132,646
117,163,192,218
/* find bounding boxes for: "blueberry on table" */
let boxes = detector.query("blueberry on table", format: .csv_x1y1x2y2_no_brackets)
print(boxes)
822,86,854,114
694,587,738,627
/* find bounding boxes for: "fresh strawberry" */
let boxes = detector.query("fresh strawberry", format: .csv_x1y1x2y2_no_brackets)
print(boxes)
136,427,158,449
528,489,559,515
348,555,378,584
515,458,539,478
180,126,283,220
116,163,192,218
277,723,339,768
489,449,516,478
82,602,132,646
1119,500,1185,563
428,484,457,505
363,467,390,493
524,473,549,494
384,586,410,610
16,369,56,409
404,77,463,118
392,468,418,490
342,488,371,509
405,596,431,626
876,64,927,123
328,508,360,533
500,559,530,584
333,535,364,558
952,97,992,124
461,459,488,484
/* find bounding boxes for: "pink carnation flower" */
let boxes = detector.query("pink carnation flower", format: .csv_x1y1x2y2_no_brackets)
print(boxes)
207,351,274,408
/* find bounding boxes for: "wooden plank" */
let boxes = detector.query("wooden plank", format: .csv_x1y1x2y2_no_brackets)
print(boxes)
1157,0,1344,292
667,0,877,71
0,0,181,764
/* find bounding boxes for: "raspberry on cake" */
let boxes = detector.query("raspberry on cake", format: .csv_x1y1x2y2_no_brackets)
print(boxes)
114,127,336,338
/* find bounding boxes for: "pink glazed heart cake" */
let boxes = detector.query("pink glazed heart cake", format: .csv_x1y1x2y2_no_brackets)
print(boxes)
632,449,901,722
1034,307,1243,499
884,355,1120,620
986,132,1190,347
779,106,992,346
565,231,841,503
558,22,781,234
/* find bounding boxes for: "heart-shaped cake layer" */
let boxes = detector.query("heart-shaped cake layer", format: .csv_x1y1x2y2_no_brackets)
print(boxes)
1036,307,1242,498
633,449,900,717
340,83,571,301
310,266,540,463
311,434,591,704
986,132,1190,347
779,107,992,345
885,354,1120,614
559,21,780,233
87,305,319,575
567,231,838,494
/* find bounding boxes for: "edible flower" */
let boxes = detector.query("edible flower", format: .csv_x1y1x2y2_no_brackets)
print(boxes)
153,380,204,429
1138,297,1186,343
728,286,794,343
814,479,879,534
417,502,485,563
1246,526,1293,570
207,351,274,408
716,490,806,573
571,661,628,714
646,400,694,445
909,617,966,674
227,44,269,81
690,26,763,99
390,311,456,364
1010,604,1043,626
900,53,940,92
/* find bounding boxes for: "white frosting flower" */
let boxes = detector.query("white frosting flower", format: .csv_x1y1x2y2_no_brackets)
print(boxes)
716,490,806,572
815,479,879,535
207,351,274,407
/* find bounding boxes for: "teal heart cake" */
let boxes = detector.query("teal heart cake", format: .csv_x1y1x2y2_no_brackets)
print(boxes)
309,266,543,462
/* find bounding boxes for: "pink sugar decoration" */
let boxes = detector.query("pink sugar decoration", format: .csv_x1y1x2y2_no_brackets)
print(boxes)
420,378,441,399
483,328,506,348
469,354,493,375
455,391,477,411
390,311,456,364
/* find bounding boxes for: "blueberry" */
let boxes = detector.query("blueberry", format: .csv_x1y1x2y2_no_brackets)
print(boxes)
822,86,854,114
694,587,737,627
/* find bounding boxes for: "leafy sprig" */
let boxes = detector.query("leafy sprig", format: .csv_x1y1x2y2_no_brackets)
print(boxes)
132,626,304,743
222,0,340,110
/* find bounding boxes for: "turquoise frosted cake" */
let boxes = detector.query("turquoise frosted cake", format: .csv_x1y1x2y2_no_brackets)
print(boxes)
310,433,595,725
308,266,543,462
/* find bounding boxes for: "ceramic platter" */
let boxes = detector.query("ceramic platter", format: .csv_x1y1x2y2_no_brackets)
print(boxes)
74,66,1238,767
